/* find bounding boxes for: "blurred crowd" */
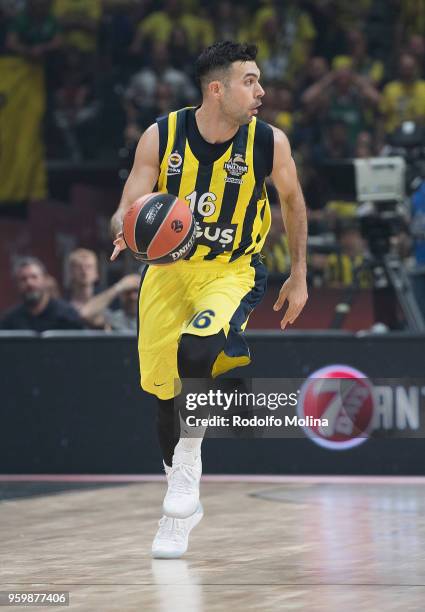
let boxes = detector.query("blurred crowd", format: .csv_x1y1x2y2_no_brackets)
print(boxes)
0,251,142,331
0,0,425,329
1,0,423,159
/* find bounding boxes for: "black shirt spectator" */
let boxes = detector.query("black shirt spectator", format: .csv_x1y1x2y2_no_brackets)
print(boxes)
0,298,84,332
0,256,84,332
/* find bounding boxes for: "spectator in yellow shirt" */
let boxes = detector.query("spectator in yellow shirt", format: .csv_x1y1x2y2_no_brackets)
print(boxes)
131,0,213,56
380,53,425,134
252,0,316,84
53,0,102,54
325,226,372,289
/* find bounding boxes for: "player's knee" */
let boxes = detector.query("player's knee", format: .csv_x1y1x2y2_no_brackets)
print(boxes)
177,332,224,378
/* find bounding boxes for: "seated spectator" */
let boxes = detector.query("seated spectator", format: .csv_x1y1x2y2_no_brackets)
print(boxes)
325,225,372,288
5,0,61,61
0,256,84,331
380,54,425,135
53,0,102,55
66,248,140,329
105,279,139,332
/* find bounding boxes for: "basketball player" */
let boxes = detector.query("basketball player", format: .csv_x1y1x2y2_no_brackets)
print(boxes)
110,42,308,558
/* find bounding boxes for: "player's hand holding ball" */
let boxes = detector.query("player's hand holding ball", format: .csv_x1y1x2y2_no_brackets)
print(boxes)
111,193,196,264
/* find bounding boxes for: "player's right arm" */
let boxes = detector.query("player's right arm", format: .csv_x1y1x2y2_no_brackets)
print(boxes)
110,123,160,261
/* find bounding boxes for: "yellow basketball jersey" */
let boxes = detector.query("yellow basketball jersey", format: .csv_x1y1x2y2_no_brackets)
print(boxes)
157,107,272,263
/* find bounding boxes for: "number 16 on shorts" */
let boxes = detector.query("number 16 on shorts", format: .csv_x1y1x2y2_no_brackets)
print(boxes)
187,310,216,330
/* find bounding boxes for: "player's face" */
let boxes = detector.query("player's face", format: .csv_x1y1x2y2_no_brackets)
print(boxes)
16,264,47,305
221,61,265,125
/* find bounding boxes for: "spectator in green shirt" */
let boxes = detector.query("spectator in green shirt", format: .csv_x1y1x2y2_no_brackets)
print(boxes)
5,0,61,61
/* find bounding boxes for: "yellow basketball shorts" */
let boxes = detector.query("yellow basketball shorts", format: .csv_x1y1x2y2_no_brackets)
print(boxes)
137,253,267,399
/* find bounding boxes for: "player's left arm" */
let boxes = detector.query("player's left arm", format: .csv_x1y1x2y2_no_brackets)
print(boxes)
270,127,308,330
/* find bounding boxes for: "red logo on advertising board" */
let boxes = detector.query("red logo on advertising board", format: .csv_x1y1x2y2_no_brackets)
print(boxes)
298,365,375,450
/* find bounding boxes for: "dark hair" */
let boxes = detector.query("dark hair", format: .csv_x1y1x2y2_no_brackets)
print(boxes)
196,41,258,90
12,256,46,278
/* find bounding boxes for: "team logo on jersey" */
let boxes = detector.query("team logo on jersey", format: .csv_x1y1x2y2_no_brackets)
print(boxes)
167,151,183,175
224,154,248,184
297,365,375,451
194,220,237,252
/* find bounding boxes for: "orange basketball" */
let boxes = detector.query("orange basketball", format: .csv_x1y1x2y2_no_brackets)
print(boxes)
123,193,196,265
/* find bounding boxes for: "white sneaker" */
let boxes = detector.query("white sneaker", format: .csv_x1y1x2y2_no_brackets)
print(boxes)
151,503,203,559
162,449,202,518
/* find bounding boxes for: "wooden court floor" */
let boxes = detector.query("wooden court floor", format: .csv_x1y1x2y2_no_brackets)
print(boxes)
1,477,425,611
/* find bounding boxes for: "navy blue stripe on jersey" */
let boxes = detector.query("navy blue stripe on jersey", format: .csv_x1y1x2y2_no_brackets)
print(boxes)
223,254,268,358
245,197,268,254
256,197,268,243
253,119,274,179
229,184,263,262
157,114,168,164
136,263,149,345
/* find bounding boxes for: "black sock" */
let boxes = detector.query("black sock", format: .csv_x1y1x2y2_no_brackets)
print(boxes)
156,398,180,467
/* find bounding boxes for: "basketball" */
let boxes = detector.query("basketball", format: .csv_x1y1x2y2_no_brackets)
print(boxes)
123,193,196,265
